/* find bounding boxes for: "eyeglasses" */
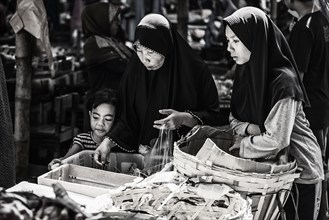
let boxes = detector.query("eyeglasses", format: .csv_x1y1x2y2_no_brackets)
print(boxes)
133,41,165,58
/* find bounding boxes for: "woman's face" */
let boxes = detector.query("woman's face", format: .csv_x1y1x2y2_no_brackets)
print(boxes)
225,26,251,65
134,43,165,70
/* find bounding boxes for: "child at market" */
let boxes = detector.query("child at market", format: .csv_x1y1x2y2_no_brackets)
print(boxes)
224,7,324,220
48,88,117,170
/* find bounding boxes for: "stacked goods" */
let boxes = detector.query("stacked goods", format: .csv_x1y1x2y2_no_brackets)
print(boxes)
110,171,252,220
173,125,300,220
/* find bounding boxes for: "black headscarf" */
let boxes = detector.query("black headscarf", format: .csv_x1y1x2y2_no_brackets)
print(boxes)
224,7,309,132
108,14,221,151
81,2,131,67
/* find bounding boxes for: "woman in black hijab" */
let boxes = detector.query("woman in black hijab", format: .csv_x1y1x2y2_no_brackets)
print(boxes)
94,13,221,159
81,2,131,94
224,7,323,220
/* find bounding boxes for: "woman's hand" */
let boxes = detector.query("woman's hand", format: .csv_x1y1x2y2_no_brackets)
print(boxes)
229,135,243,155
94,138,112,165
246,123,261,135
153,109,185,130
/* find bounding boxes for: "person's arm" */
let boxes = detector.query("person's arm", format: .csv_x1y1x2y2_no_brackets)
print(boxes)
93,136,118,165
48,143,83,170
61,143,83,159
230,113,250,136
229,113,261,136
238,98,297,159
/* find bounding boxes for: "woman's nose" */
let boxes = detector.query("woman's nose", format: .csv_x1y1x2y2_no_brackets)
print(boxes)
141,51,150,63
227,42,233,52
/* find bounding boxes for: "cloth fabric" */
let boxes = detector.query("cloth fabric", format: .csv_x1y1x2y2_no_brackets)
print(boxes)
72,131,99,150
0,3,6,35
224,7,308,132
81,2,131,93
9,0,53,70
108,13,222,152
288,11,329,130
0,56,15,188
230,98,323,183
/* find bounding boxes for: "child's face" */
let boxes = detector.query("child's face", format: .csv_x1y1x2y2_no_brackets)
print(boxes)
225,26,251,65
89,103,115,139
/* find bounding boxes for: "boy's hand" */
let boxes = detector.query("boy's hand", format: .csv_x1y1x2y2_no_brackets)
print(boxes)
48,158,62,170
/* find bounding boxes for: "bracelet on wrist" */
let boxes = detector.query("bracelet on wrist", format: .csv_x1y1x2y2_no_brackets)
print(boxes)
185,110,204,125
103,136,135,153
176,124,184,138
104,136,117,148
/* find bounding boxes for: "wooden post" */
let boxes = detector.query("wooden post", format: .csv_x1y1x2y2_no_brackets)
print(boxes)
177,0,189,40
15,29,33,180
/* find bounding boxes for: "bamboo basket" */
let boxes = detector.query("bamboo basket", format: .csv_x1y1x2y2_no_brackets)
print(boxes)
173,125,301,220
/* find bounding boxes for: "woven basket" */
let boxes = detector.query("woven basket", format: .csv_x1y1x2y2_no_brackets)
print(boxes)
173,125,301,220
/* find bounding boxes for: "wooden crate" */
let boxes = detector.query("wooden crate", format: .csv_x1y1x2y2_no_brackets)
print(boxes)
61,150,144,174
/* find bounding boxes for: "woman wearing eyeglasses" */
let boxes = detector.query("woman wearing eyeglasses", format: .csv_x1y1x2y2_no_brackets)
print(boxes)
94,13,223,164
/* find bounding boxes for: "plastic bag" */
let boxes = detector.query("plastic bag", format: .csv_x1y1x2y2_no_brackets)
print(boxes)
143,126,173,175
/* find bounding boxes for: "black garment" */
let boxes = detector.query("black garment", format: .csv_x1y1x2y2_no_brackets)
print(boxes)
289,11,329,130
0,56,15,188
86,57,126,94
224,7,308,132
81,2,131,93
108,14,222,152
283,183,319,220
0,3,7,35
